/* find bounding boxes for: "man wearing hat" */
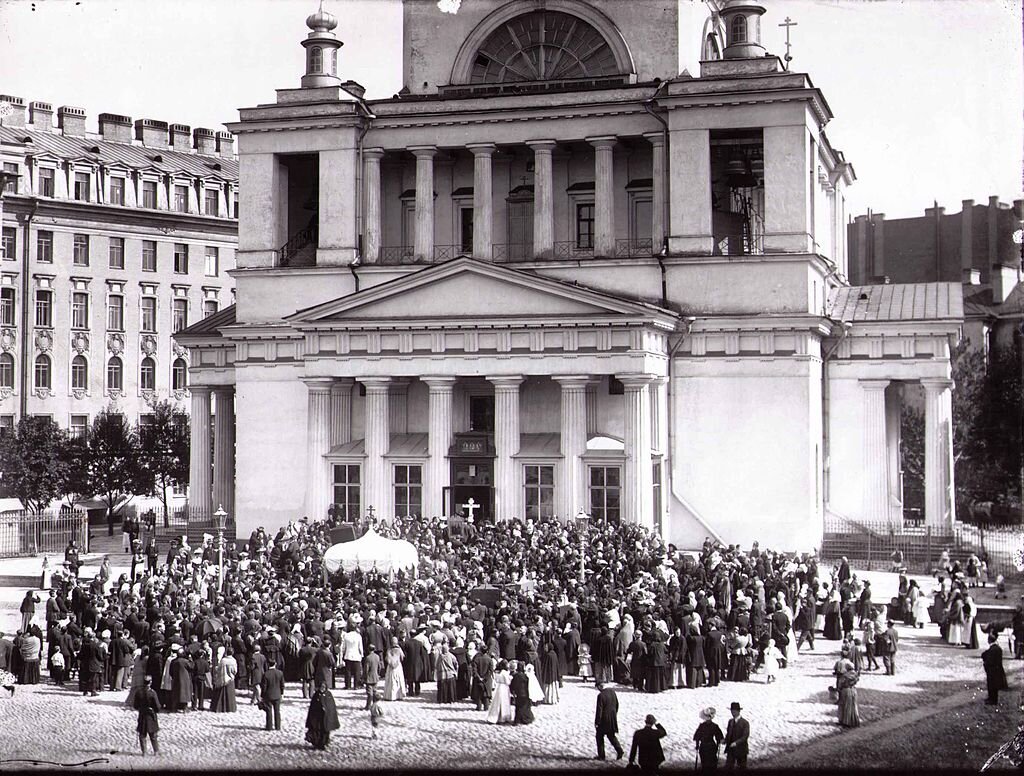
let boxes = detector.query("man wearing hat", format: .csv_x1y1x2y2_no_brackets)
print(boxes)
362,644,382,709
628,714,667,774
724,702,750,769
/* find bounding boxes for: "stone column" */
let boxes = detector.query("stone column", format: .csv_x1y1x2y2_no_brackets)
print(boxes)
468,144,495,259
490,376,523,521
923,378,955,529
303,378,333,521
362,378,391,520
555,376,589,521
424,377,456,518
644,131,666,252
188,386,213,517
410,146,436,262
860,380,890,524
212,387,235,518
589,136,617,256
528,140,557,259
329,378,354,446
363,148,384,263
621,375,654,527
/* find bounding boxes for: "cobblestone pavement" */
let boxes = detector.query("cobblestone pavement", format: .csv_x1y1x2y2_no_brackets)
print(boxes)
0,620,1008,771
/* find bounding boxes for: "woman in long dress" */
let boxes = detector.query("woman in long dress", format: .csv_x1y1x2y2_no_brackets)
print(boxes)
435,644,458,704
304,681,340,750
538,643,560,705
486,661,514,724
383,638,406,701
823,591,843,640
946,591,965,646
524,663,544,703
18,629,41,685
963,593,980,649
210,647,238,712
835,658,860,728
910,581,929,629
726,628,750,682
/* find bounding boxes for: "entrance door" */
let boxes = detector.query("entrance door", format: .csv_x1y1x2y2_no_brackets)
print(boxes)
507,200,533,260
450,459,494,522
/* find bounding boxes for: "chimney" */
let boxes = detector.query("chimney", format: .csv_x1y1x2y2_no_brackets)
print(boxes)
853,214,869,285
216,131,234,159
960,199,975,279
169,123,191,151
988,195,1002,266
991,263,1020,305
870,212,885,280
963,268,981,285
193,128,217,156
57,105,87,136
924,204,945,218
135,118,169,150
98,112,132,144
0,95,26,127
28,101,53,131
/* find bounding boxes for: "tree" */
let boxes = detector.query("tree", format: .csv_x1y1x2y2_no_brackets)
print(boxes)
0,416,68,513
88,409,149,535
58,432,92,511
138,399,190,519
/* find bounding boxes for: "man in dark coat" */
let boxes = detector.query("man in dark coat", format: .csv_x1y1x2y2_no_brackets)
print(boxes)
795,596,816,652
192,648,211,711
593,626,616,685
595,681,624,760
628,714,667,774
169,648,194,712
249,644,268,706
304,680,340,750
78,631,102,696
111,630,135,691
724,701,750,768
509,663,534,725
312,640,336,690
470,647,494,711
982,633,1009,705
260,660,285,731
403,631,428,696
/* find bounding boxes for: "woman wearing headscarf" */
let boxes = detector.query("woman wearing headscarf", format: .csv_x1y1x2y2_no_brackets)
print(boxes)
18,627,41,685
686,623,707,689
304,679,340,750
834,656,860,728
538,641,560,704
435,643,458,704
614,614,634,684
646,631,668,694
823,588,843,640
383,636,407,701
693,707,724,773
210,646,238,712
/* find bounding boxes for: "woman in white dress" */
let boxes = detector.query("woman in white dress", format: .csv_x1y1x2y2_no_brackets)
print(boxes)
486,661,513,724
524,663,544,704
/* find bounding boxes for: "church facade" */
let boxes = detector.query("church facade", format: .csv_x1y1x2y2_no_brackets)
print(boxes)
176,0,962,550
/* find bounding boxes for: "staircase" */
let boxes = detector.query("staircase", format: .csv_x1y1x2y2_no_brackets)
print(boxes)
279,223,318,267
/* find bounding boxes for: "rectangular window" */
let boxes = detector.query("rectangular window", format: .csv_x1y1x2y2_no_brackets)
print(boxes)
172,298,188,332
204,187,219,216
589,465,621,523
109,177,125,205
524,464,555,521
74,172,90,202
0,415,16,433
142,180,157,209
71,291,89,329
1,227,15,261
73,233,90,266
36,230,53,263
2,163,17,194
107,294,124,331
204,246,219,277
332,464,361,522
0,288,15,326
203,299,218,318
173,184,188,213
35,289,53,328
393,464,423,517
576,203,595,250
70,415,89,439
142,240,157,272
108,237,125,269
38,167,55,198
140,296,156,333
173,243,188,274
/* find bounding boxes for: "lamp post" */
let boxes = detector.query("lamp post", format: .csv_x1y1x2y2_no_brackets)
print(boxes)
213,505,227,592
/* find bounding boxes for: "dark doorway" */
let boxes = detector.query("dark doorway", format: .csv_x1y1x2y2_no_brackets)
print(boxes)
448,460,494,522
470,395,495,433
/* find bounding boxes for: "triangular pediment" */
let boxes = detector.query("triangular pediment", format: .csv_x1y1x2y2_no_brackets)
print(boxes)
289,257,675,326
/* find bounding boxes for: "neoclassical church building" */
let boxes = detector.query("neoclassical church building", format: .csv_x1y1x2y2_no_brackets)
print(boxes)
176,0,962,549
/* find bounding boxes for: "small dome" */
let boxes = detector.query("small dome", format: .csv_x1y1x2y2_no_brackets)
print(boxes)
306,6,338,32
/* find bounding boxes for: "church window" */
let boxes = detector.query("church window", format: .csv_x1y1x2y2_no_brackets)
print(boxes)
575,203,595,250
470,11,621,84
524,464,555,521
731,15,747,44
393,464,423,518
332,464,361,521
310,46,323,73
589,465,620,523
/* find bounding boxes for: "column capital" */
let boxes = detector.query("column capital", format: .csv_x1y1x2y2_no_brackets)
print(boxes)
587,135,617,150
301,377,336,392
190,384,212,397
553,375,592,389
488,375,524,390
423,376,457,391
526,139,558,153
211,385,234,395
330,377,355,394
467,143,497,157
408,145,438,158
858,379,891,391
643,131,666,147
618,373,657,389
921,377,954,393
360,376,392,393
363,147,385,161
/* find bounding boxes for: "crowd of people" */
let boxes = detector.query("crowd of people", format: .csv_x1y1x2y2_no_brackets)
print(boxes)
0,513,935,765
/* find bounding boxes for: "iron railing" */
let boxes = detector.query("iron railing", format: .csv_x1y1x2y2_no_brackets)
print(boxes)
0,510,89,559
614,238,655,258
278,224,317,267
553,241,595,260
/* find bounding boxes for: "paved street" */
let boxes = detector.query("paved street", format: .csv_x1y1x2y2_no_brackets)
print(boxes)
0,612,1010,770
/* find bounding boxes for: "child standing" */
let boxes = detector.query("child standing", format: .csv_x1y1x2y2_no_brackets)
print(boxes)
862,621,879,670
763,639,782,684
369,688,385,739
577,642,593,682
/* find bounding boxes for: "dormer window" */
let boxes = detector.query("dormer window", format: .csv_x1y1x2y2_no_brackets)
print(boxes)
731,15,747,44
310,46,323,73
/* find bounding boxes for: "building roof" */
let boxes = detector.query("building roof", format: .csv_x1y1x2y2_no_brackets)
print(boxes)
175,304,236,339
829,282,963,323
0,125,238,181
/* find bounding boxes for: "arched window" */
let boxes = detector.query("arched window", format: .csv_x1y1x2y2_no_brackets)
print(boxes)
34,354,51,390
106,356,123,392
731,15,747,44
172,358,188,391
310,46,323,73
470,10,622,84
140,356,156,391
0,353,14,389
71,355,88,391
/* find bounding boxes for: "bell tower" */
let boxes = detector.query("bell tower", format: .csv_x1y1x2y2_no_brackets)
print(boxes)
301,2,343,88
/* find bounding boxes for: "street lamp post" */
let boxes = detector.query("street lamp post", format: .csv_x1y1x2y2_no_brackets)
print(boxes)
214,505,227,592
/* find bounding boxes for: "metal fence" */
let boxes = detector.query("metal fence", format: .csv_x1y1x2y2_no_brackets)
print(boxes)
0,511,89,559
821,517,1023,576
137,506,236,549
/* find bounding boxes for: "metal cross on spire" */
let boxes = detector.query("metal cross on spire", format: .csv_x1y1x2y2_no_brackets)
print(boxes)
779,16,798,71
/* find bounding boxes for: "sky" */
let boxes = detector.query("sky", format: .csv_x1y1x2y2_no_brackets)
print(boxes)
0,0,1020,219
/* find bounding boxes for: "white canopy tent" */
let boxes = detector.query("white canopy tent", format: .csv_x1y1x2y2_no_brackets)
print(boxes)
322,528,419,575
